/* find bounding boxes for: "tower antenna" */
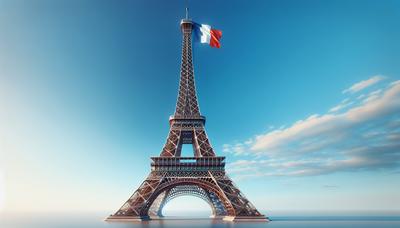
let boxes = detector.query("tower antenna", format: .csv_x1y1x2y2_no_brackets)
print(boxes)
185,0,189,19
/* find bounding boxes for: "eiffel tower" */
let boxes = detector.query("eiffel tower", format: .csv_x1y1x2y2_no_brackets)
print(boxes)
106,14,268,222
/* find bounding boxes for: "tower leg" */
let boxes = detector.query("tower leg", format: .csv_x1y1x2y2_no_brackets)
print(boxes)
148,190,170,218
105,171,165,221
208,171,269,221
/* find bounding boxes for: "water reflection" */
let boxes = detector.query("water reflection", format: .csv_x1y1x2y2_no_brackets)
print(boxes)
1,213,400,228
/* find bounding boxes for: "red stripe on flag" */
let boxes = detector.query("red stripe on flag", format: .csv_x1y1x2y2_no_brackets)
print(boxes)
210,29,222,48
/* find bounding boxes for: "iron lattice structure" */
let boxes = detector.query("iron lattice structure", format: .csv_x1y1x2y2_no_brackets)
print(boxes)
106,19,268,222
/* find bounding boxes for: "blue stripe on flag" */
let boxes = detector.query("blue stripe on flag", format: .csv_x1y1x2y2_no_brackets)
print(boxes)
193,22,202,43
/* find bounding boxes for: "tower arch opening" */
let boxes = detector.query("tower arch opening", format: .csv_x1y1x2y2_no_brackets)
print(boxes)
162,195,212,218
147,184,228,218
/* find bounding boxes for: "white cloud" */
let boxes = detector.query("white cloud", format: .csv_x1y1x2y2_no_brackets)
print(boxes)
329,104,346,112
357,94,366,100
329,98,354,113
390,80,400,86
342,75,385,94
222,143,248,156
224,77,400,179
252,80,400,153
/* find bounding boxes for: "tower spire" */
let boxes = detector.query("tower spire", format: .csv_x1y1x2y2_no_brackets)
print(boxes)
185,0,189,19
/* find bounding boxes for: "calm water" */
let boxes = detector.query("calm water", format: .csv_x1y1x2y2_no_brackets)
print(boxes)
1,213,400,228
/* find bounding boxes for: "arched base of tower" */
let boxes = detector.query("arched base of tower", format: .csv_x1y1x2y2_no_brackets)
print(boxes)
107,158,268,222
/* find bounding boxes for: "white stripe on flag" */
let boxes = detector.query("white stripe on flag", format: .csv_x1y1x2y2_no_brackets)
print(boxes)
199,24,211,44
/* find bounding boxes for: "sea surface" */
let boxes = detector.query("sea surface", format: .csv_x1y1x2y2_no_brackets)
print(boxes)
1,212,400,228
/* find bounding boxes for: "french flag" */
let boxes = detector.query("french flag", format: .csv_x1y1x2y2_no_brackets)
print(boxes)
193,23,222,48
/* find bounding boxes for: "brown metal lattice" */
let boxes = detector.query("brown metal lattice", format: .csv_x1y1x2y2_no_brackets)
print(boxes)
107,19,267,222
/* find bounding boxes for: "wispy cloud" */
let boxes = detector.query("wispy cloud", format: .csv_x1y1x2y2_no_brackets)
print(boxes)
342,75,385,94
329,98,353,113
224,77,400,179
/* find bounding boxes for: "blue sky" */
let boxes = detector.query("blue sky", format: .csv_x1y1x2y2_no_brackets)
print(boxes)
0,0,400,214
